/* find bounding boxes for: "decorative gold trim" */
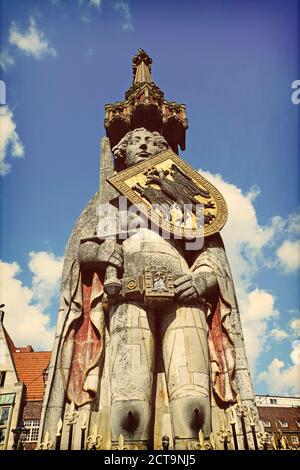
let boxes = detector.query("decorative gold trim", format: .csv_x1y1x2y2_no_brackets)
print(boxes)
39,431,53,450
108,149,228,238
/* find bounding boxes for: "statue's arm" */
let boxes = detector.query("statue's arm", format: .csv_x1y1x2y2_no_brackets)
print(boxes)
174,233,234,304
77,238,123,270
174,268,218,303
174,238,225,303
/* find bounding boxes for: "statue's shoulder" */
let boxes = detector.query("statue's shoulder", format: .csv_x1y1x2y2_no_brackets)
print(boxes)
204,232,225,250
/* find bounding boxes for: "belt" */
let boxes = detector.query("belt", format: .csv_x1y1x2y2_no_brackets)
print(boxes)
122,267,178,301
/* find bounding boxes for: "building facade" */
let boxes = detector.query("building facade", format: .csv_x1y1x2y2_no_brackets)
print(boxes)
256,395,300,449
0,310,51,450
0,310,25,450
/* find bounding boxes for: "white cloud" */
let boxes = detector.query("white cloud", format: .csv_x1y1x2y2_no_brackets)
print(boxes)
258,341,300,394
0,252,63,350
0,106,24,176
28,251,63,310
291,341,300,363
114,1,133,31
276,240,300,273
269,327,289,342
290,318,300,337
243,289,277,323
90,0,102,8
287,213,300,236
57,0,131,28
0,48,15,70
199,170,281,375
207,170,300,391
9,17,56,59
78,0,102,22
240,289,278,372
201,171,283,293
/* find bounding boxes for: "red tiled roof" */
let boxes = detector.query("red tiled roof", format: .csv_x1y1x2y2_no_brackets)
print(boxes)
258,406,300,432
3,325,52,400
13,351,52,401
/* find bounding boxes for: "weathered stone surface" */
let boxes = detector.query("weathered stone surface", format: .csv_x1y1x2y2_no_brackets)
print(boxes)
39,127,258,451
235,345,252,371
235,370,256,401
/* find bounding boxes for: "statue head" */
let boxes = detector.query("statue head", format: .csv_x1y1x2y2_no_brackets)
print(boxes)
112,128,169,170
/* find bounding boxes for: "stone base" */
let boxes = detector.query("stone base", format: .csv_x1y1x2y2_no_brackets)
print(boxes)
173,438,198,450
111,440,149,450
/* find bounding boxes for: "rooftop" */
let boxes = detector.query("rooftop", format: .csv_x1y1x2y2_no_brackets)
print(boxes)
3,325,51,401
258,406,300,432
13,351,51,401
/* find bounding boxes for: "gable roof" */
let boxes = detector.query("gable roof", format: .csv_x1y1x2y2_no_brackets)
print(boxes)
2,323,52,401
0,325,19,383
12,351,51,401
258,406,300,432
3,325,17,354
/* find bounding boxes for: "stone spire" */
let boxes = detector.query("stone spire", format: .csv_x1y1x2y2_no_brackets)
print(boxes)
132,49,152,84
104,50,188,154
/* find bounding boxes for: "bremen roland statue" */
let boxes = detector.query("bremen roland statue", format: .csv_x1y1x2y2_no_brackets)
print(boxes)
39,50,260,450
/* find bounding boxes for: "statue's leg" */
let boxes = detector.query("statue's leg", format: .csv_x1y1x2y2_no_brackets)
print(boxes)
109,301,155,449
161,304,211,449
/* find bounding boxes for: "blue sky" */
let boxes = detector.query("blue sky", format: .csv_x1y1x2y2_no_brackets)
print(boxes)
0,0,299,396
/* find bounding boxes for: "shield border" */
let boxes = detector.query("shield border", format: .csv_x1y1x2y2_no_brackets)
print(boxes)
107,149,228,238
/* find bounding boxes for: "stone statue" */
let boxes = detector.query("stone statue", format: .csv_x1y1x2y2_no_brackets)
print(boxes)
100,129,218,448
39,51,261,451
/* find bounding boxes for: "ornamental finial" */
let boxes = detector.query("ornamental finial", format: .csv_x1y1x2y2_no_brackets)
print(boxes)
132,49,152,84
104,51,188,153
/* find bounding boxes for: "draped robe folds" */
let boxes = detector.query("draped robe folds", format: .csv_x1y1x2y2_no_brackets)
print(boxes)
40,232,257,449
61,268,105,407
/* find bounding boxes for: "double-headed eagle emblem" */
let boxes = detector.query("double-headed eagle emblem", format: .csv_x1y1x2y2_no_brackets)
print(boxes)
108,149,228,238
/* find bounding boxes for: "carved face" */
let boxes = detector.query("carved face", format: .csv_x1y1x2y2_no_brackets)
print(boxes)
125,129,161,167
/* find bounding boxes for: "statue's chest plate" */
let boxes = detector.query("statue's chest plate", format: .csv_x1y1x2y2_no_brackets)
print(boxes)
108,149,228,239
121,233,188,302
122,233,188,277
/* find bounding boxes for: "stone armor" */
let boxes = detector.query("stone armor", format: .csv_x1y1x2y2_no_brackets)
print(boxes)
109,229,212,448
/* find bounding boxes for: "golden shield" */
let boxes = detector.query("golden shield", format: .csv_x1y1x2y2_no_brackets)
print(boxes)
108,149,228,238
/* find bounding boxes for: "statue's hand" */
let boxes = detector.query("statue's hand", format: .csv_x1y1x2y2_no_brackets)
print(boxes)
78,241,99,266
174,273,208,302
97,240,123,270
78,239,123,270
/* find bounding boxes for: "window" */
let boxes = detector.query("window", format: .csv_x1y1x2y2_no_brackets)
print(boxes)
0,372,6,387
279,420,288,428
0,393,15,405
291,436,299,445
0,406,11,444
0,428,7,444
270,398,277,405
24,420,40,442
0,407,9,426
263,421,271,427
